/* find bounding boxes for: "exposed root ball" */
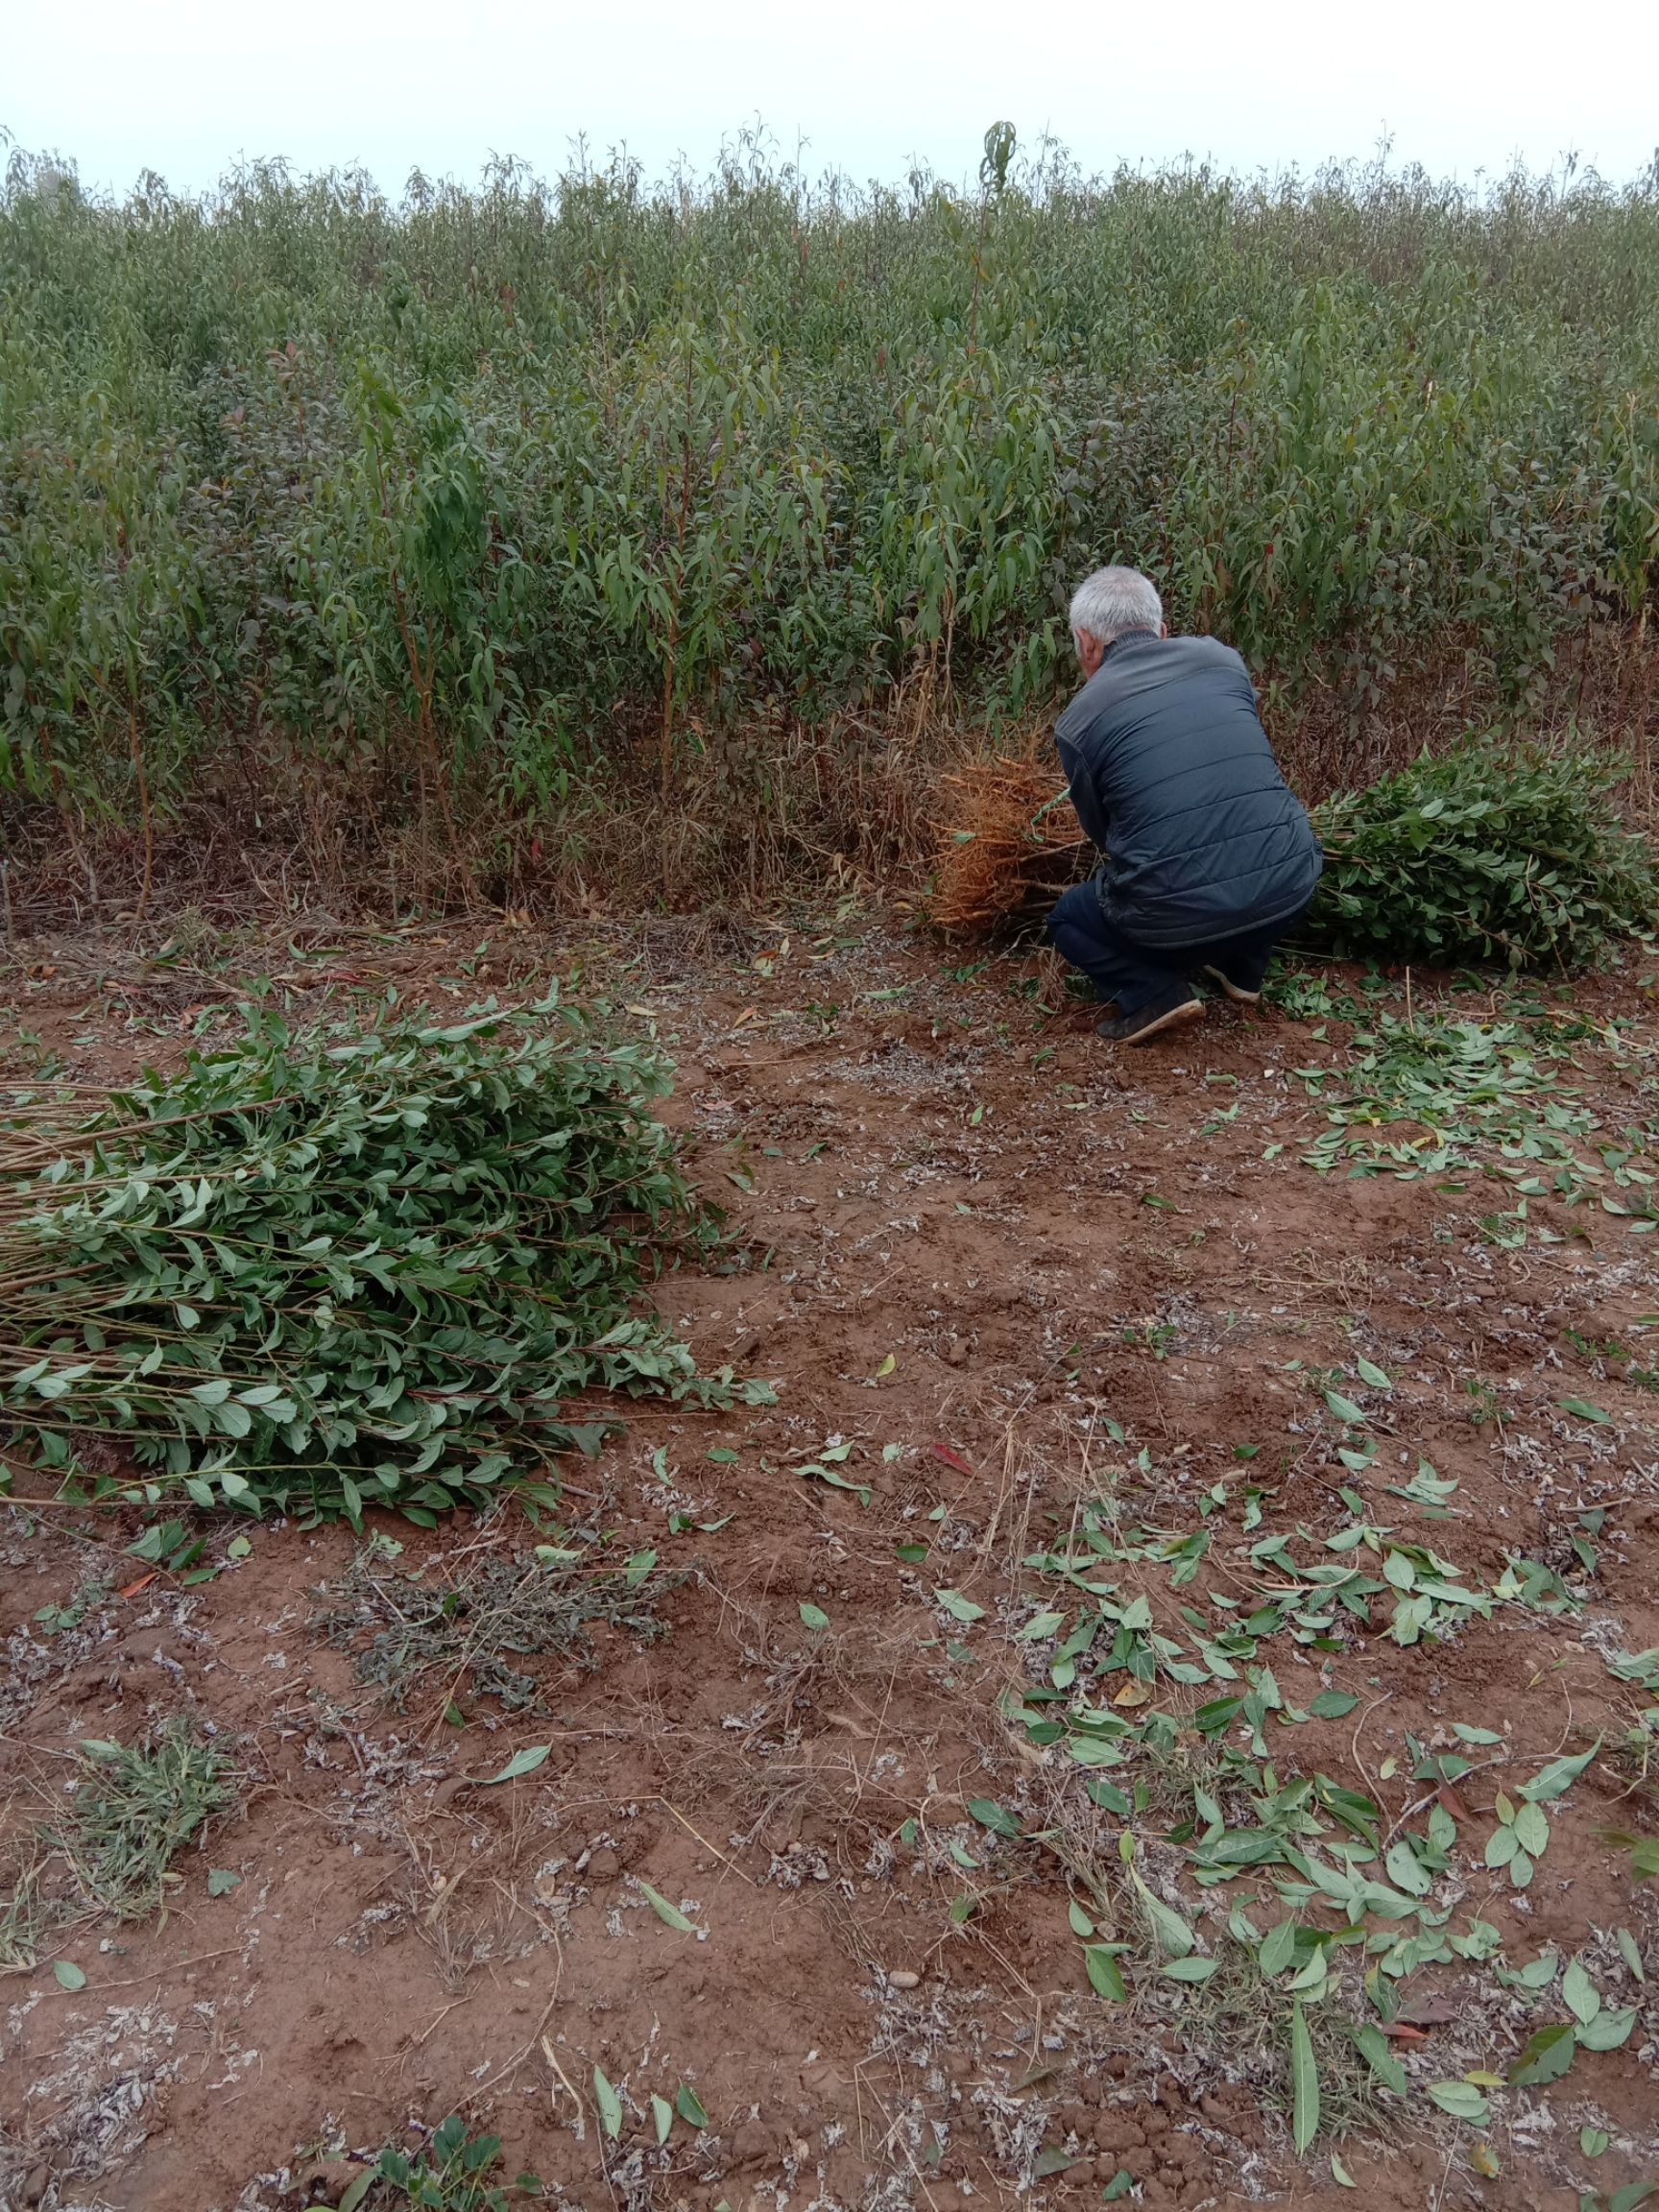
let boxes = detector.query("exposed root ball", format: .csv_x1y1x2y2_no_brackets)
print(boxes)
927,743,1091,934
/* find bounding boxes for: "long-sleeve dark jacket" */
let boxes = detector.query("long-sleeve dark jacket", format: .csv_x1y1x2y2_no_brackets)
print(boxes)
1055,629,1322,948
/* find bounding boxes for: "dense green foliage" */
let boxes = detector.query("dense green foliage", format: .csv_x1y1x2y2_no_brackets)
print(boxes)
1310,741,1659,967
0,995,757,1523
3,133,1658,833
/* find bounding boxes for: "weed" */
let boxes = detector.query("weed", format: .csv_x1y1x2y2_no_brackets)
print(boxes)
50,1720,232,1922
337,2116,535,2210
313,1540,685,1714
1121,1321,1179,1361
32,1570,111,1635
1174,1933,1385,2143
0,1860,44,1971
1463,1378,1502,1427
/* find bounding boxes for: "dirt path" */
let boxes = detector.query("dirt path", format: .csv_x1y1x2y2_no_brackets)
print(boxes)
2,915,1657,2212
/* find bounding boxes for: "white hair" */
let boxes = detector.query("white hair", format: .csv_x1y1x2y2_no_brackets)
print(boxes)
1069,565,1163,649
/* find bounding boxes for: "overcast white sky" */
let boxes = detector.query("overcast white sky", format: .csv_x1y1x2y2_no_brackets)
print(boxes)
10,0,1659,202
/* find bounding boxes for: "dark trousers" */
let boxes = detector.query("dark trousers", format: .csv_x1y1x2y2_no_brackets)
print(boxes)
1047,882,1302,1013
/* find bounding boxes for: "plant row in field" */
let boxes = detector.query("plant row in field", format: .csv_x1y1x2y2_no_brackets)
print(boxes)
3,136,1657,829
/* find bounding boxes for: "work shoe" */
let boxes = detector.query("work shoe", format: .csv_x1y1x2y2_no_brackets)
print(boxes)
1201,963,1262,1005
1096,987,1204,1046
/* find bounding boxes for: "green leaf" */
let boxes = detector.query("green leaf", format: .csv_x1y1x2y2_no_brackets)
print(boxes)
1324,1391,1368,1426
651,2094,674,2146
801,1462,872,1506
206,1868,241,1896
1558,1397,1611,1424
1352,2024,1407,2096
1519,1739,1600,1801
483,1743,550,1784
1162,1955,1218,1984
1575,2005,1638,2052
1509,2022,1576,2085
1617,1926,1645,1984
1332,2150,1357,2187
798,1601,830,1630
967,1797,1022,1839
1354,1358,1390,1389
1580,2126,1611,2159
593,2065,623,2139
337,2173,375,2212
1485,1823,1520,1868
1310,1688,1358,1719
1562,1959,1600,2026
1384,1839,1431,1897
1290,2001,1320,2153
53,1960,86,1991
1426,2081,1489,2125
1259,1918,1300,1976
1068,1899,1094,1937
1083,1944,1129,2001
1101,2172,1134,2200
1610,2185,1659,2212
1129,1868,1195,1959
674,2083,709,2128
934,1588,985,1623
1513,1800,1550,1857
636,1880,698,1934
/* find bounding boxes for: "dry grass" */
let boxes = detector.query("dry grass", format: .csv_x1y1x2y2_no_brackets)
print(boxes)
310,1538,687,1721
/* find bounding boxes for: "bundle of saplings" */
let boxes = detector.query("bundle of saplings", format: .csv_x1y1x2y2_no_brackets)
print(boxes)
0,995,764,1525
1307,738,1659,970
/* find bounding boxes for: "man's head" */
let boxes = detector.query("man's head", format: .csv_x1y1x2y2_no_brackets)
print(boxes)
1069,565,1166,677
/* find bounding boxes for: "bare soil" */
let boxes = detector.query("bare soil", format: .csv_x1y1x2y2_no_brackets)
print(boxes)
2,912,1657,2212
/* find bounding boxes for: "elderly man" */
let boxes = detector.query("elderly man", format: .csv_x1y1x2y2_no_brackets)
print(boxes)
1047,565,1323,1045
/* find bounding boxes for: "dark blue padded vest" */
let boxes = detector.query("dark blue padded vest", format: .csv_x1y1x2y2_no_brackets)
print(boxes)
1054,630,1323,948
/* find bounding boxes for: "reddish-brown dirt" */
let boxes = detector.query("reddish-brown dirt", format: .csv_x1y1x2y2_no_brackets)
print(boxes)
1,914,1657,2212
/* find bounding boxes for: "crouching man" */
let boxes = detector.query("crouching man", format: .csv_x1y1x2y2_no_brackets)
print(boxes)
1047,565,1323,1045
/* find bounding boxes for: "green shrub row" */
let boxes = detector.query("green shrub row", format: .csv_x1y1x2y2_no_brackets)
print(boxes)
3,135,1657,829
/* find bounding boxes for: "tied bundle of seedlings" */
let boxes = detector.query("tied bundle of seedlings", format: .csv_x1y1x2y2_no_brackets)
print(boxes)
0,994,766,1526
1310,738,1659,970
927,744,1091,933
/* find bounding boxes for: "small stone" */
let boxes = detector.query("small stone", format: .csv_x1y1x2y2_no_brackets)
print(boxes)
887,1968,920,1989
